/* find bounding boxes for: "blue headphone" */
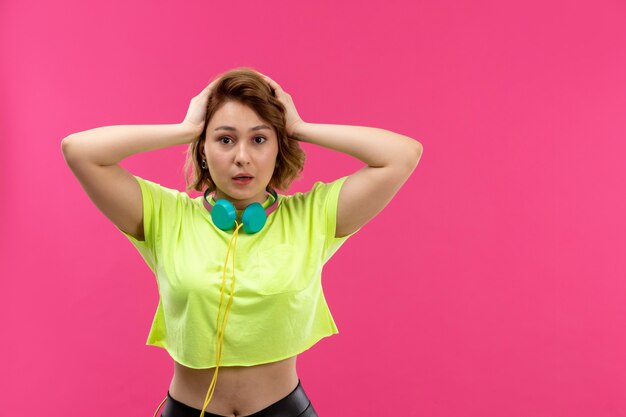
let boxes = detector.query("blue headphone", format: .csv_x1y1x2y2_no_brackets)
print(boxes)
202,186,279,234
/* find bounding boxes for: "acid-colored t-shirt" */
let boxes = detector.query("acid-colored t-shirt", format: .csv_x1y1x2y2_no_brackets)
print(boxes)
117,175,359,369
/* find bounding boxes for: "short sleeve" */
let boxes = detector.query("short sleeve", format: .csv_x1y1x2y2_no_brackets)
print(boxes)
115,175,164,271
309,176,362,262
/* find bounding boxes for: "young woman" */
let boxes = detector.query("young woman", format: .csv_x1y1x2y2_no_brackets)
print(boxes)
61,68,423,417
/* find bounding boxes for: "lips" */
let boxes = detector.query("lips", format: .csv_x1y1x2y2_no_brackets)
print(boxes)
233,176,253,185
233,172,254,179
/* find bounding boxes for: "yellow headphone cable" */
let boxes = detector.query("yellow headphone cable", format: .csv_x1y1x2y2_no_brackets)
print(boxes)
152,220,243,417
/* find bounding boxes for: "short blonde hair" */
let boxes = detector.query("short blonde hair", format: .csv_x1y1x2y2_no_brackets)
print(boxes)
183,67,306,193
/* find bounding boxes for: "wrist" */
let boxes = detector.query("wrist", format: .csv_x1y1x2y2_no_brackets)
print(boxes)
289,120,308,142
179,122,204,143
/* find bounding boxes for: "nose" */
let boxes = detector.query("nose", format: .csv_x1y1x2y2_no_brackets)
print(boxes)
234,142,251,165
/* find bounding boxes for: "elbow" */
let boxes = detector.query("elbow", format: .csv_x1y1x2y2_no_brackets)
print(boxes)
386,139,423,172
405,142,423,170
61,137,70,156
414,142,423,157
61,136,71,150
61,135,78,163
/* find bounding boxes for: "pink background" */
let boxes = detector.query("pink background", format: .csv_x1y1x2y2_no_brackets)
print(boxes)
2,0,625,416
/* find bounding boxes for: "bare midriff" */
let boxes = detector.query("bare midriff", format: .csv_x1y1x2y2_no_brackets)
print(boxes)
167,355,299,417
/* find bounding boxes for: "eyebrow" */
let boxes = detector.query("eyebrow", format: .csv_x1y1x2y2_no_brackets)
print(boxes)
214,124,271,132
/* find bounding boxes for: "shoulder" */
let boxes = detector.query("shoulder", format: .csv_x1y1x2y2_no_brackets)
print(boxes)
134,175,191,201
280,177,348,204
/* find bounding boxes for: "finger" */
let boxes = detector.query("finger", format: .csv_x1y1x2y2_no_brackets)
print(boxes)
264,78,281,92
256,72,282,95
200,83,212,95
201,80,217,96
258,72,277,86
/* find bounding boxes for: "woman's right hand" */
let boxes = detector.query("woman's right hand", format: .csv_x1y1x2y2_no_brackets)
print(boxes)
181,79,218,140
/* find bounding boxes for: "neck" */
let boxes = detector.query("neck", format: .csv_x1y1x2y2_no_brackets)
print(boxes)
212,190,274,211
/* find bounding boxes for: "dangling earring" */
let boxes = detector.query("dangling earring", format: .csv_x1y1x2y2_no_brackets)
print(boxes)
202,159,207,169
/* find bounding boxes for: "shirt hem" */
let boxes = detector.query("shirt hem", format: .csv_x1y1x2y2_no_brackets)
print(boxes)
145,329,339,369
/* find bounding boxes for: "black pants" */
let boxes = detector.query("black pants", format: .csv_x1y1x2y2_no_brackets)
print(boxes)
160,379,318,417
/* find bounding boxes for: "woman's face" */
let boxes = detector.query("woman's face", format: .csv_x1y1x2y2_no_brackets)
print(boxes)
202,100,279,211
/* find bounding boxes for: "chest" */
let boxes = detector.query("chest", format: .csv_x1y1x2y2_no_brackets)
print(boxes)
154,213,326,298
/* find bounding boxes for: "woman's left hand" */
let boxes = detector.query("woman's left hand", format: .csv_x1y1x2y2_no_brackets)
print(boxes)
257,72,305,138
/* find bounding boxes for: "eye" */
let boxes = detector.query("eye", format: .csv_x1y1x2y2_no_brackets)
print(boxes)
218,136,232,144
254,136,267,144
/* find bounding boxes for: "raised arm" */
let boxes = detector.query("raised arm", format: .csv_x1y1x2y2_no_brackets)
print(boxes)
61,123,200,241
61,81,215,241
258,72,423,238
291,122,422,237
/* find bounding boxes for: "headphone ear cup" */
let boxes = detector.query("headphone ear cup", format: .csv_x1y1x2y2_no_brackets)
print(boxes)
211,199,237,231
241,202,267,234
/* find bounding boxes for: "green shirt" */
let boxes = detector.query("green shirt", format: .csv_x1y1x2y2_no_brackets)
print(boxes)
117,175,359,369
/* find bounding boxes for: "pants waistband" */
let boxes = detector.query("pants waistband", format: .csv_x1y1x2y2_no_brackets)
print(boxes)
162,379,311,417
